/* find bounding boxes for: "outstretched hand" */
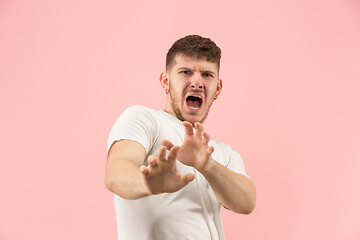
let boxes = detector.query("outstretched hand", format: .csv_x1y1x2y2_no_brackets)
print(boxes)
140,145,195,195
162,121,215,172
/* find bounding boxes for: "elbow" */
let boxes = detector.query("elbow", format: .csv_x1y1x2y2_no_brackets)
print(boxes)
242,181,256,214
234,189,257,215
231,202,255,215
243,188,257,214
224,197,256,215
241,200,256,215
104,175,114,192
104,175,143,200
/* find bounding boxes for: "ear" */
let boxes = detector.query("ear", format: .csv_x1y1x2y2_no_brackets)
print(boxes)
159,72,169,92
216,79,223,96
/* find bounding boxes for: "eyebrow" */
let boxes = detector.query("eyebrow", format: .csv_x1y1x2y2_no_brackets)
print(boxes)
177,67,216,76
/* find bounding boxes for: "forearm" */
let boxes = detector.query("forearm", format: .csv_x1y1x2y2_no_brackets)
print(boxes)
200,160,256,214
105,158,151,200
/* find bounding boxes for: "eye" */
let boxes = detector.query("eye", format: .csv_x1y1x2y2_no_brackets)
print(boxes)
180,70,190,75
202,73,213,78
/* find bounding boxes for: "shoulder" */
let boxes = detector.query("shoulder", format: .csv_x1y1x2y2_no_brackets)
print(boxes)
211,140,248,176
118,105,159,122
122,105,157,116
107,105,160,152
209,140,232,165
210,140,231,153
210,140,243,163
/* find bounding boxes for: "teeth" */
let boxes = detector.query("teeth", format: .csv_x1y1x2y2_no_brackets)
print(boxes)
187,95,202,99
188,106,200,110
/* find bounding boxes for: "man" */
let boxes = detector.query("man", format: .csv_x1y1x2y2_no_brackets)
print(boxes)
105,35,256,240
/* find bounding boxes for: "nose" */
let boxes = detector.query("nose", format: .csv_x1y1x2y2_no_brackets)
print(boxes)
190,73,204,89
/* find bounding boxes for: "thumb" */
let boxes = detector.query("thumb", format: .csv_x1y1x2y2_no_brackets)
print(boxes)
182,173,195,185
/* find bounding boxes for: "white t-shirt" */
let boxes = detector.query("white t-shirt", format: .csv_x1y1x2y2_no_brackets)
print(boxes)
107,105,248,240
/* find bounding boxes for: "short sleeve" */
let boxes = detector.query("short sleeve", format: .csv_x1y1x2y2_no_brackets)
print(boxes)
107,105,158,153
227,149,249,178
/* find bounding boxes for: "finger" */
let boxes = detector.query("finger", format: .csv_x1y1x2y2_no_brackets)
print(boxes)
140,165,148,174
183,121,194,136
182,173,195,184
157,146,167,161
148,156,158,167
207,146,215,155
162,139,174,150
202,131,211,145
140,165,154,179
167,145,180,162
145,156,160,178
195,122,203,138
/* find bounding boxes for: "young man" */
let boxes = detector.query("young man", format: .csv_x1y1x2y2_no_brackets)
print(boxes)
105,35,256,240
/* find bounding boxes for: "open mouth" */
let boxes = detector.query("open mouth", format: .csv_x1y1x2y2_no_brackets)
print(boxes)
186,95,203,110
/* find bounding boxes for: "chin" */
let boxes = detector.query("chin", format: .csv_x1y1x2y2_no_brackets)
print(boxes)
185,118,200,125
183,112,206,125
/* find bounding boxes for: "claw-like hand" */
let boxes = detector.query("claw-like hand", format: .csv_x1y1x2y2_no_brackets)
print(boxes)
140,145,195,195
162,121,215,172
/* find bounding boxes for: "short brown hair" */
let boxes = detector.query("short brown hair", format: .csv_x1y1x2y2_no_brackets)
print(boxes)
166,35,221,72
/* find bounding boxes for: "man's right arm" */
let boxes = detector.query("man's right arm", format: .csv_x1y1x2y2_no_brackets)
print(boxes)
105,139,195,200
105,139,151,200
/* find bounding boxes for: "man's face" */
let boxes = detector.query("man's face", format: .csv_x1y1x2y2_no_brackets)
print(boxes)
162,54,222,124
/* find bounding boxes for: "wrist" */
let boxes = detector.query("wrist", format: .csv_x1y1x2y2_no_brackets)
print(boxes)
198,157,216,175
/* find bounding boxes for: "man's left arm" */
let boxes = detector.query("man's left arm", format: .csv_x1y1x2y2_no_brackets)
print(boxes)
200,158,256,214
162,121,256,215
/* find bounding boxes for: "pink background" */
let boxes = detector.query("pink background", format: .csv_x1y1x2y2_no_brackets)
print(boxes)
1,0,360,239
